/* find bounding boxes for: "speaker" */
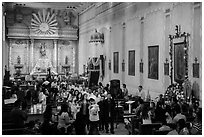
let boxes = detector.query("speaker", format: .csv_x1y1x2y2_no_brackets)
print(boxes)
110,79,122,99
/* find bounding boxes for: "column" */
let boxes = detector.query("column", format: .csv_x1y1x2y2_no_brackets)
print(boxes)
27,40,30,73
140,19,144,86
2,6,6,77
121,22,126,84
109,27,112,81
29,39,34,70
53,39,58,72
8,39,12,72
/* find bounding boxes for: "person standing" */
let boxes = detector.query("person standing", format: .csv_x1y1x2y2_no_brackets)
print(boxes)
88,98,100,135
122,84,128,101
135,85,145,101
104,93,115,134
98,96,105,131
79,94,89,134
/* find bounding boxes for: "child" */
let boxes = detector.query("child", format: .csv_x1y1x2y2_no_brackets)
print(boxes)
88,98,100,135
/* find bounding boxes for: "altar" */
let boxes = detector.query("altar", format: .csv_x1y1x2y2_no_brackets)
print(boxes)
6,8,79,78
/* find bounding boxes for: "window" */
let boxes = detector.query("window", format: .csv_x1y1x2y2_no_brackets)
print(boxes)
128,50,135,76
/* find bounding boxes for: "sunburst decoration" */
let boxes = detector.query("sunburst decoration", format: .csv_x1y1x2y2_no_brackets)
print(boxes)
31,9,58,35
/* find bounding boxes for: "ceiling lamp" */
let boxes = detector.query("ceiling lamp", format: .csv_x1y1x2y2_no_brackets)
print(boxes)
89,29,104,44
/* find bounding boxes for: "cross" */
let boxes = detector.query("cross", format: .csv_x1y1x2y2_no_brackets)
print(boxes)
194,57,198,63
165,58,168,63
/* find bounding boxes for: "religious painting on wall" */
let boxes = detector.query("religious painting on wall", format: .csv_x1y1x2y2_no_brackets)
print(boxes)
148,46,159,79
174,43,186,83
128,50,135,76
113,52,119,73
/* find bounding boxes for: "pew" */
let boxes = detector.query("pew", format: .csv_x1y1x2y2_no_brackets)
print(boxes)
2,128,36,135
139,122,162,135
152,128,171,135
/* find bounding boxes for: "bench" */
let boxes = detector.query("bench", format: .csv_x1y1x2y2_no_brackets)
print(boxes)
139,122,162,135
152,128,171,135
2,128,36,135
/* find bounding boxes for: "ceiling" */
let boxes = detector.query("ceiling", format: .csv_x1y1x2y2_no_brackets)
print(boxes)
4,2,96,14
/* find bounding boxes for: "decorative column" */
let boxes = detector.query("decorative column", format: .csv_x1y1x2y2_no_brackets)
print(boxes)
121,22,126,84
53,39,58,72
29,39,34,70
27,40,30,73
109,27,112,81
8,39,12,71
140,17,144,86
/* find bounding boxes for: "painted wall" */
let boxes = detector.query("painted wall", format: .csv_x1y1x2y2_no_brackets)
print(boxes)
78,2,202,102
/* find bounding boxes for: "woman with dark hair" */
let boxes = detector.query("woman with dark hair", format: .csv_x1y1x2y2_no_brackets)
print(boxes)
149,102,156,122
57,103,72,134
135,98,145,117
25,89,32,108
41,105,55,134
177,119,189,135
79,93,89,133
141,104,152,124
155,101,166,123
76,92,83,102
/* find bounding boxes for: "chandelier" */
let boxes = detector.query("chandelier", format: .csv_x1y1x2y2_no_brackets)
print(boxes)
89,29,104,44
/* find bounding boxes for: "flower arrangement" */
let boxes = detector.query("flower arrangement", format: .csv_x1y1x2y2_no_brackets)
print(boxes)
165,82,185,102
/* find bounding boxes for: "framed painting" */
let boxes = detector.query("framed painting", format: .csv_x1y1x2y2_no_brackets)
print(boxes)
174,43,186,83
148,46,159,79
128,50,135,76
113,52,119,73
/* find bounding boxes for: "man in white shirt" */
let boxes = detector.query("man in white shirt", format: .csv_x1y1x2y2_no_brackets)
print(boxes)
88,98,100,135
135,85,145,101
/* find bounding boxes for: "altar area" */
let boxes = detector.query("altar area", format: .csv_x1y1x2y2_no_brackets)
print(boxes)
6,8,79,78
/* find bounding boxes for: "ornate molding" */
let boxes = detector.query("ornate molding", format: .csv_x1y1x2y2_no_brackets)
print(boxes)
31,9,58,35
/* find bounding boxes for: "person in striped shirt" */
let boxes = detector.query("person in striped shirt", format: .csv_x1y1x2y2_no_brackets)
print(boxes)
191,107,202,135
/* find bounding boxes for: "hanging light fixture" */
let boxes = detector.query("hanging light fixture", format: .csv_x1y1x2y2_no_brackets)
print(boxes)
89,29,104,44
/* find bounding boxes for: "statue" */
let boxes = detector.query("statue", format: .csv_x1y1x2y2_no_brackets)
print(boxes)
65,56,68,65
40,43,46,57
17,56,21,64
63,11,76,26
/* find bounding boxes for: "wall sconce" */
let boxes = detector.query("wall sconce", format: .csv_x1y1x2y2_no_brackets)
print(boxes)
139,59,143,73
109,60,111,70
164,58,169,75
193,57,199,78
83,64,86,76
122,59,125,72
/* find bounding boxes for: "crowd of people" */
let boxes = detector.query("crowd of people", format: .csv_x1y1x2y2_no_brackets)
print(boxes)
5,76,123,135
3,75,202,135
124,87,202,135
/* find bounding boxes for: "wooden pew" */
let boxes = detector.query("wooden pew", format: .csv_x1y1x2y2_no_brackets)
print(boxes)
139,122,162,135
2,128,36,135
152,128,171,135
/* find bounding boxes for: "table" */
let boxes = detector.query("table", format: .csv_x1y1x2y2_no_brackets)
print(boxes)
125,101,135,113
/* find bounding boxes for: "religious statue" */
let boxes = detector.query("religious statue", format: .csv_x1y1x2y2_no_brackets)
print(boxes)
63,11,76,26
17,56,21,64
65,56,68,65
40,43,46,57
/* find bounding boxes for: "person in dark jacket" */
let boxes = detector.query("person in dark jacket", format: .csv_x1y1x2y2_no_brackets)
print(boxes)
98,95,105,131
104,93,115,134
10,99,28,128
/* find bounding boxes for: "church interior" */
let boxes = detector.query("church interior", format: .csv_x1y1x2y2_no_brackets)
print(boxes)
2,2,202,135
